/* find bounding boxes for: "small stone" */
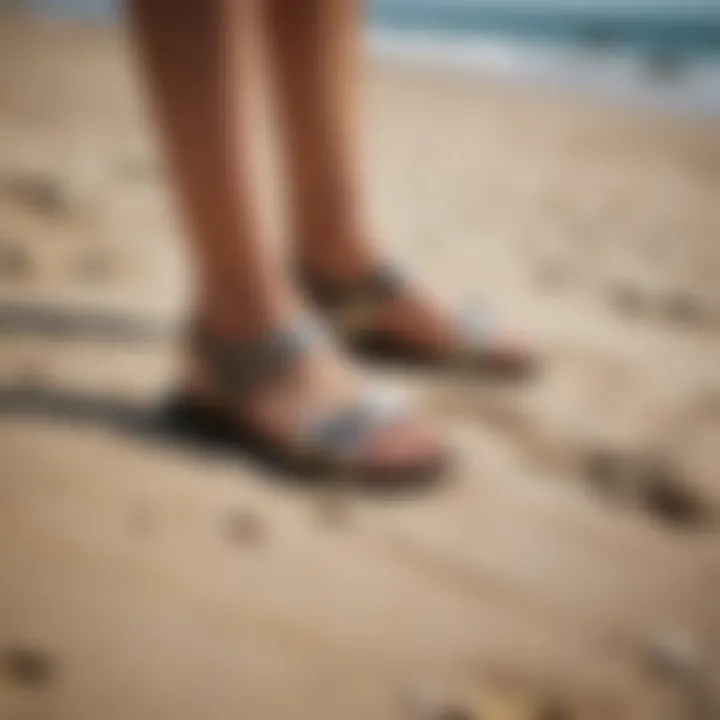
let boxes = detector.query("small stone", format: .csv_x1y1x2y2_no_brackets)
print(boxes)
639,459,703,528
644,632,699,681
661,291,706,326
223,509,265,546
536,700,574,720
437,708,475,720
406,689,476,720
2,174,69,215
2,646,56,688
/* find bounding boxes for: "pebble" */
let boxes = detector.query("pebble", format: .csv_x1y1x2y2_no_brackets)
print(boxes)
535,701,574,720
661,291,707,326
643,631,699,681
639,458,703,528
223,509,265,546
437,709,476,720
1,173,70,215
406,688,476,720
1,646,56,688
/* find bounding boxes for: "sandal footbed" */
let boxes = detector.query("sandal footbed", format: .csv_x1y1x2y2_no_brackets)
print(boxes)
158,392,451,495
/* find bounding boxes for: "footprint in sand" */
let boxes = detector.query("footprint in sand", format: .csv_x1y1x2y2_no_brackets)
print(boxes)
426,697,576,720
643,631,699,683
640,632,720,719
404,686,474,720
1,647,57,689
0,172,71,217
406,683,579,720
659,290,715,328
638,458,705,528
608,277,716,330
580,444,708,530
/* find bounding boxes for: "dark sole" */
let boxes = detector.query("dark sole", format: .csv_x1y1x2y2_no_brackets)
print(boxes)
157,392,452,497
349,334,541,382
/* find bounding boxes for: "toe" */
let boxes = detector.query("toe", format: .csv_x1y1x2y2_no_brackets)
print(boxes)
480,329,540,377
357,416,453,488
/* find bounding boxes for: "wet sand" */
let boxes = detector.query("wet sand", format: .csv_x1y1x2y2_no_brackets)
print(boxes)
1,16,720,720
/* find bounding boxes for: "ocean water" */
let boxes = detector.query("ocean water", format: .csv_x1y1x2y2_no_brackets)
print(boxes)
12,0,720,118
369,0,720,118
20,0,118,19
371,1,720,53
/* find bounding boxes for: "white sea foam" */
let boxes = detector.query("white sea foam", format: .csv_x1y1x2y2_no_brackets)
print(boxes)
368,29,720,118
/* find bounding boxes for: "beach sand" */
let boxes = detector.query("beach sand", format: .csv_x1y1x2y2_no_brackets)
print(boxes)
1,16,719,720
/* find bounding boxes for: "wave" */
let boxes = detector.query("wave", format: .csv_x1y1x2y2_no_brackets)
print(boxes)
368,28,720,118
371,0,720,54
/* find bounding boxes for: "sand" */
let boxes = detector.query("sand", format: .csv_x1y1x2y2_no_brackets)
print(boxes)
1,15,719,720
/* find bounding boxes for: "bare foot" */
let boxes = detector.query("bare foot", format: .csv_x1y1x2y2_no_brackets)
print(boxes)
352,282,532,366
301,255,535,371
186,322,451,480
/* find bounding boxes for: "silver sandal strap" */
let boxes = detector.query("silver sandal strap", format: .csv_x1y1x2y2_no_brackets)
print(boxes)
304,386,409,460
193,317,326,394
457,302,497,349
303,261,405,309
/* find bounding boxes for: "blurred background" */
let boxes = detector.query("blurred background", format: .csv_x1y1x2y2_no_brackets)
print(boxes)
0,1,719,719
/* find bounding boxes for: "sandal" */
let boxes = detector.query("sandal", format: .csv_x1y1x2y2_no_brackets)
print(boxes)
164,317,451,491
301,263,539,378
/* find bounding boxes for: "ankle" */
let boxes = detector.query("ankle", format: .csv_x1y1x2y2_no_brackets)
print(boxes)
298,242,381,286
195,284,302,344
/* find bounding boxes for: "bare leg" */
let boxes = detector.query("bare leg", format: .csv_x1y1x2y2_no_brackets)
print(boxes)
128,0,446,471
265,0,370,279
267,0,532,364
128,0,293,338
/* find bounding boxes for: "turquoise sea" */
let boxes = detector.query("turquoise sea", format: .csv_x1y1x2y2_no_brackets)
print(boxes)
368,1,720,117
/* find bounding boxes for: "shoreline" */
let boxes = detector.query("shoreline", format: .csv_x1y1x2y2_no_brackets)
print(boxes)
5,8,720,121
368,28,720,121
